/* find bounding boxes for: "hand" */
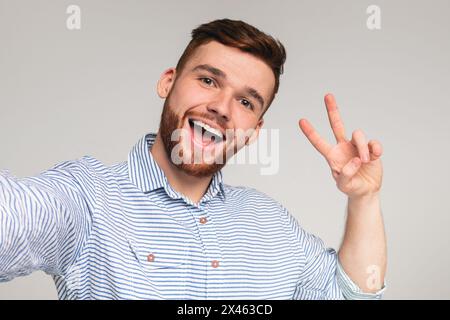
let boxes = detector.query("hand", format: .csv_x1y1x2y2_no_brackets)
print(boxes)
298,94,383,199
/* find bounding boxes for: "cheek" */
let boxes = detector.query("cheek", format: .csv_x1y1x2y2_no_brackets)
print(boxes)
170,83,215,113
230,107,260,130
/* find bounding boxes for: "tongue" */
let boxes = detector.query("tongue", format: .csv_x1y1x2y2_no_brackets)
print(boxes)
192,126,214,146
202,132,215,144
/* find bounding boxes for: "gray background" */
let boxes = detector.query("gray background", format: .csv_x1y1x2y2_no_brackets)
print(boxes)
0,0,449,299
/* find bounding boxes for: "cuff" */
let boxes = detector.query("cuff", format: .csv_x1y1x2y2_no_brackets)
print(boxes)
336,260,386,300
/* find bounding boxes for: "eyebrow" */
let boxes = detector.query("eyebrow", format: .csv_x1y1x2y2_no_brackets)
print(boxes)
191,64,265,109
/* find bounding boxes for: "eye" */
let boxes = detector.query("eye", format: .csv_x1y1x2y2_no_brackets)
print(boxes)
199,77,215,87
240,98,254,110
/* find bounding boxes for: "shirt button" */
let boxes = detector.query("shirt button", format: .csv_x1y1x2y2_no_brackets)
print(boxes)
211,260,220,268
199,217,208,224
147,254,155,262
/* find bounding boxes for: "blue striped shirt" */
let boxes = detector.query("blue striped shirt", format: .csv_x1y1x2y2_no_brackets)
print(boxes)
0,133,385,299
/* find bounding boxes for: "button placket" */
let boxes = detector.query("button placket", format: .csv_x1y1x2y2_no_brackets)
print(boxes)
189,202,224,297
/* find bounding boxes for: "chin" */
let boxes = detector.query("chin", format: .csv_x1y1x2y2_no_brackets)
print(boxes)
175,162,225,178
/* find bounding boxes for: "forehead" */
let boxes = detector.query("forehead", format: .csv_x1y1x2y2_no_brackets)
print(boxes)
183,41,275,100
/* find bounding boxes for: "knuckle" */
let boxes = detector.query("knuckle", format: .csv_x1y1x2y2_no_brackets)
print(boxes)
369,139,383,153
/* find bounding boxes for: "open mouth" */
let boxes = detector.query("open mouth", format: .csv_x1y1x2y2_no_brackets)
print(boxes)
188,118,225,146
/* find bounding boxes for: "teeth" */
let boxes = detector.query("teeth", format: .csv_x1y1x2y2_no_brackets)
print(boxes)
192,120,223,140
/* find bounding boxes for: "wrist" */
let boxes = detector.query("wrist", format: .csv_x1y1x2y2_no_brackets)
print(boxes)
348,192,381,212
349,191,380,202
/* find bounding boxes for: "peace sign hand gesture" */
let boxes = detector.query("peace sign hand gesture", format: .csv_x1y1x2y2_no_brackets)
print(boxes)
299,94,383,199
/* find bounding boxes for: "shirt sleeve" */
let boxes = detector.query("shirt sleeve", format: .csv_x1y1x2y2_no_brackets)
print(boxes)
336,258,386,300
282,207,386,300
0,157,96,282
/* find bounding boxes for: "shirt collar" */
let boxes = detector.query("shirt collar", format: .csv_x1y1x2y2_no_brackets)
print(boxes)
128,133,226,203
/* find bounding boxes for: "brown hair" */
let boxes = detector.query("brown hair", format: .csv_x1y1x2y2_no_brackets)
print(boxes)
175,19,286,112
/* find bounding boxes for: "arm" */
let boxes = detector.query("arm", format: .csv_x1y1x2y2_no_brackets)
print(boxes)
298,93,387,297
286,201,385,300
339,192,386,293
0,158,94,281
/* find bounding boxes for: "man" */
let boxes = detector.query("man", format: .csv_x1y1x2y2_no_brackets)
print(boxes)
0,19,386,299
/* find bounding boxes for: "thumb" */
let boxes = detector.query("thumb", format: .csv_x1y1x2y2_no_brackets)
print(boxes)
337,157,362,191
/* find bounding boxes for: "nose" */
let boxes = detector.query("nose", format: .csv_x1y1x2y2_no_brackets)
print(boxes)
206,92,232,123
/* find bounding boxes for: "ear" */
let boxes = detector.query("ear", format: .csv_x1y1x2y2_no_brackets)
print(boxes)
157,68,177,98
246,118,264,145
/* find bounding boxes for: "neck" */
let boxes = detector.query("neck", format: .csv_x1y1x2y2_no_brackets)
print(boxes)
150,132,213,204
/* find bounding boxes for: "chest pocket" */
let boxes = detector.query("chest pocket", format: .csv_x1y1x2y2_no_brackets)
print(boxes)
127,235,190,272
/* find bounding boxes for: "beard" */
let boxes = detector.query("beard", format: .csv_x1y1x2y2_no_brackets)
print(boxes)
158,98,229,178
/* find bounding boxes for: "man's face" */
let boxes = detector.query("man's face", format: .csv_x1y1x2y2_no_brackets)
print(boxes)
157,41,275,177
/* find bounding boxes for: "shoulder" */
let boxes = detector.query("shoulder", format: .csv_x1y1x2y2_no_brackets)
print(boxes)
49,156,125,179
221,183,285,211
222,184,300,221
36,155,126,194
220,184,302,241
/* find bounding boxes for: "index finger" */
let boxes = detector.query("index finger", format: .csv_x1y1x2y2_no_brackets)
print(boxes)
298,118,332,157
324,93,347,143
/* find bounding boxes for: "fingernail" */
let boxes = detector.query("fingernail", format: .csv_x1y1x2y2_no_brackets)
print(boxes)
363,153,370,162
